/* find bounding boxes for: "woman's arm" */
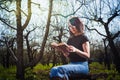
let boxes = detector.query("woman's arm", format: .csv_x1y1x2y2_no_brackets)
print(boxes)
68,41,90,59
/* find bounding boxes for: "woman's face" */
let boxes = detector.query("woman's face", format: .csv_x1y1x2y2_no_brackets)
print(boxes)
68,22,78,35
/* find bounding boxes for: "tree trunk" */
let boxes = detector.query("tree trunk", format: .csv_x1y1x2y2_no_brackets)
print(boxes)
37,0,53,63
104,24,120,73
108,39,120,72
103,39,111,70
25,0,53,68
16,28,24,79
16,0,24,79
6,49,10,68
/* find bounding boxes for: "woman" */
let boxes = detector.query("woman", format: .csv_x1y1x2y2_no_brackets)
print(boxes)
50,17,90,80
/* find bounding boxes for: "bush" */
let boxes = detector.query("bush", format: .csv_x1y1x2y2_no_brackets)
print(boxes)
89,62,120,80
0,65,16,80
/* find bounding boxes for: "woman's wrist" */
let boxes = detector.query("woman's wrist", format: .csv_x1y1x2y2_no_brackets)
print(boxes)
75,48,79,53
75,48,82,54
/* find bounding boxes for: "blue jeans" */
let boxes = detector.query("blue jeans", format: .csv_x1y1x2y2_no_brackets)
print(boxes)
50,61,89,80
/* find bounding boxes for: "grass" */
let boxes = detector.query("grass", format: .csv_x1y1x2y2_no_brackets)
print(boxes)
89,62,120,80
0,65,16,80
30,64,52,80
0,62,120,80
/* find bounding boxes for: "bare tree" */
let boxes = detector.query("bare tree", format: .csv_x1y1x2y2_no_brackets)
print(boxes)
81,0,120,72
25,0,53,68
0,0,53,79
0,36,16,68
15,0,32,79
1,0,32,79
24,28,37,65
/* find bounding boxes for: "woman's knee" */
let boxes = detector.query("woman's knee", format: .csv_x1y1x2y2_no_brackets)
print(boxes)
50,67,58,76
50,66,65,78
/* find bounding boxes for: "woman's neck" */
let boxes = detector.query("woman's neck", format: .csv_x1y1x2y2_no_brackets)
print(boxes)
74,32,83,36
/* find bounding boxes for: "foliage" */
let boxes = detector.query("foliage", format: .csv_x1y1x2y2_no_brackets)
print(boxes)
0,65,16,80
24,64,53,80
0,62,120,80
89,62,120,80
0,64,52,80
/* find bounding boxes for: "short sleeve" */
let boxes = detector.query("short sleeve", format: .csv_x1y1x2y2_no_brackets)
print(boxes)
81,35,89,44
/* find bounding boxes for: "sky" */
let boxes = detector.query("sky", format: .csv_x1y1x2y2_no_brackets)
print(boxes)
0,0,120,46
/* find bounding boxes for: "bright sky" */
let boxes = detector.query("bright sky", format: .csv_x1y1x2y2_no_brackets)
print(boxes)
0,0,120,45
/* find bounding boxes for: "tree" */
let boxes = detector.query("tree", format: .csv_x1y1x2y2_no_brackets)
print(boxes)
0,35,15,68
15,0,32,79
24,28,37,65
25,0,53,67
0,0,53,79
80,0,120,72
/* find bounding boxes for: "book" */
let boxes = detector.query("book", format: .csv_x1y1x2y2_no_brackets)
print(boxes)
51,42,69,53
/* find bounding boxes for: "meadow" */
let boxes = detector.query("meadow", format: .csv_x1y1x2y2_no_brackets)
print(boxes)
0,62,120,80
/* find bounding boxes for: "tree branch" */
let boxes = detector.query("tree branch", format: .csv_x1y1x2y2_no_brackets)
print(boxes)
112,31,120,40
22,0,32,30
19,7,28,17
24,28,37,63
25,27,37,38
0,5,16,13
0,17,17,30
85,25,107,37
31,1,40,8
107,11,119,25
52,4,83,18
6,38,18,62
9,47,18,62
0,38,18,62
81,16,106,25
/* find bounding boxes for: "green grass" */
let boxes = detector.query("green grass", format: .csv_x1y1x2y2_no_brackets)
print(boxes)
25,64,53,80
33,63,52,70
0,63,120,80
0,64,52,80
0,65,16,80
89,62,120,80
32,64,52,80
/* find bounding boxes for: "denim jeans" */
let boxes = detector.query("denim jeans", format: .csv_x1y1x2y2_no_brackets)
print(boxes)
50,61,89,80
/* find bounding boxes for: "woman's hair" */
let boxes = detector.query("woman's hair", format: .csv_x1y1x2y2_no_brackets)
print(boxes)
69,17,84,35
